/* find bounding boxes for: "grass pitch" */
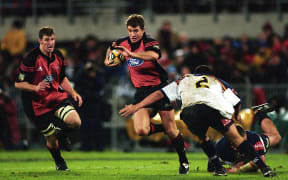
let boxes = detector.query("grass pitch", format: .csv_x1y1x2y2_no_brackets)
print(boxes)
0,150,287,179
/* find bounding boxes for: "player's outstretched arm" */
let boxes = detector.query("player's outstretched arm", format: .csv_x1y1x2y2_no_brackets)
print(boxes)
61,77,82,107
116,45,159,61
15,80,50,92
119,90,164,117
227,154,265,173
104,47,121,67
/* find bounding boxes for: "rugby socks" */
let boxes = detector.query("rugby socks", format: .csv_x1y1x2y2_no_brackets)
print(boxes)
200,140,222,169
148,123,165,136
172,133,188,164
237,140,266,170
47,146,65,164
254,111,269,126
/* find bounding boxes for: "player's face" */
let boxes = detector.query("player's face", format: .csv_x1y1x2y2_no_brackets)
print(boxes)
127,26,144,43
39,34,56,55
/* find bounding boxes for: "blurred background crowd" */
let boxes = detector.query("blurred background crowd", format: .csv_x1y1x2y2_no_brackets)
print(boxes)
0,0,288,152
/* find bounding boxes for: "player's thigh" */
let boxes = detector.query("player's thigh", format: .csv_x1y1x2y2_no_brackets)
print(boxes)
133,108,152,129
180,105,210,140
64,110,81,127
33,112,58,137
55,101,81,127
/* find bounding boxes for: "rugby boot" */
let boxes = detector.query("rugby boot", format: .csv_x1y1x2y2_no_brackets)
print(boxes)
252,103,274,114
178,162,189,174
261,166,276,177
213,167,227,176
56,160,69,171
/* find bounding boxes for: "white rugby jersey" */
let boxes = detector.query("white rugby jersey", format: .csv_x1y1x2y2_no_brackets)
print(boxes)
162,74,240,119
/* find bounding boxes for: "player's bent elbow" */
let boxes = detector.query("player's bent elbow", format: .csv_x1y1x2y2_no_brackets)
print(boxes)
104,60,109,66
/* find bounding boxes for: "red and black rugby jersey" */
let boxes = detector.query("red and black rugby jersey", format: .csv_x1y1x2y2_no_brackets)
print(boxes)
111,33,168,88
16,47,68,116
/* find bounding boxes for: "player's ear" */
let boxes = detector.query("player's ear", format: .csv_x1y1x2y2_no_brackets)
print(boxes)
38,38,41,44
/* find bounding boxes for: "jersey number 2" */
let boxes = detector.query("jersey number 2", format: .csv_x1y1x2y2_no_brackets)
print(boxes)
195,76,209,88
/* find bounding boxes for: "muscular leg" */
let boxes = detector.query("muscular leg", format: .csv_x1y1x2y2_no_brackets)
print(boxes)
160,110,189,174
46,133,68,170
223,123,245,147
260,117,281,147
54,108,81,151
133,108,153,136
60,110,81,128
159,109,178,138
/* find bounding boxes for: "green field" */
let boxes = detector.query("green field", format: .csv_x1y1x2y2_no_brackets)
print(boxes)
0,150,287,179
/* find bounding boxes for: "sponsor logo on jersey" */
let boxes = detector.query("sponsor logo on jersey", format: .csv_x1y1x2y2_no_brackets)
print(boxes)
253,141,264,151
36,66,43,71
44,74,54,83
127,58,144,67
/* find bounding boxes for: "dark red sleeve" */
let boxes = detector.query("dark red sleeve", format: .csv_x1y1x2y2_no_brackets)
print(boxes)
16,50,37,83
144,39,161,59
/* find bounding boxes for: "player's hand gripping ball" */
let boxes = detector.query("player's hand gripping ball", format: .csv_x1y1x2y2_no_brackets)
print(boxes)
109,49,125,64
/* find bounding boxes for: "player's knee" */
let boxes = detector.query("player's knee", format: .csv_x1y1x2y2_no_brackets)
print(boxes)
135,128,149,136
68,118,81,128
65,113,81,128
73,118,81,128
165,128,178,138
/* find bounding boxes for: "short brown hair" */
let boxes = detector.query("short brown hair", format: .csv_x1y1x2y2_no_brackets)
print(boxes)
194,65,214,75
39,26,55,39
125,14,145,29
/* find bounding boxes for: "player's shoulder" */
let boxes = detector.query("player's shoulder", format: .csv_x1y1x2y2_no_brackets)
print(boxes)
54,49,64,60
23,47,41,67
143,33,158,44
115,36,129,45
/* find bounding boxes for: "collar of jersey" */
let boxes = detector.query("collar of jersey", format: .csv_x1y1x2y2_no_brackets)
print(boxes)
38,47,55,63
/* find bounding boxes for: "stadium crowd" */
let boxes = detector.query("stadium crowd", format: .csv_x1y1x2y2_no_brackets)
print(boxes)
0,19,288,151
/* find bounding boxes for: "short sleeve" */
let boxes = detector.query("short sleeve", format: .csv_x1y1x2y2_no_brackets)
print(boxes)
223,88,241,106
144,38,161,59
161,82,180,102
20,55,36,73
16,52,36,83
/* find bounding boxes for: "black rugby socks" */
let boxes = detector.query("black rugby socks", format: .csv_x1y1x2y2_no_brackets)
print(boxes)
47,145,65,164
172,133,188,164
200,140,222,169
148,123,165,135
